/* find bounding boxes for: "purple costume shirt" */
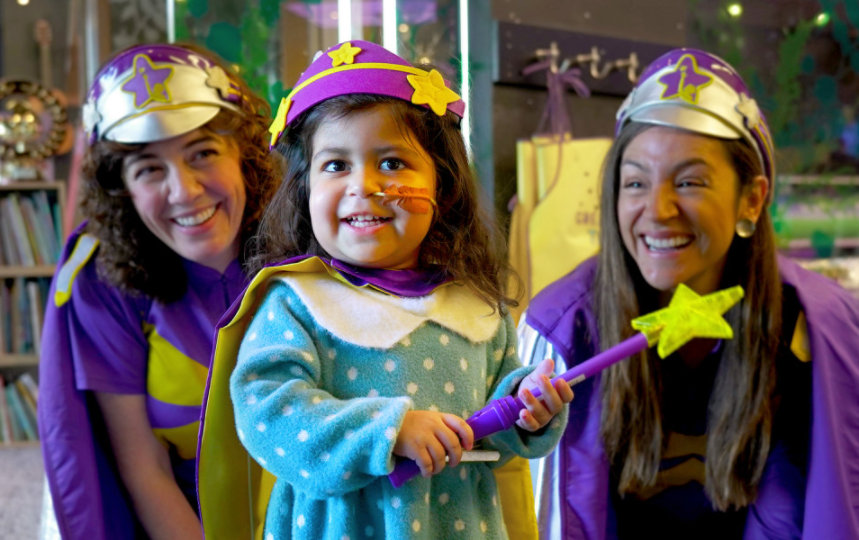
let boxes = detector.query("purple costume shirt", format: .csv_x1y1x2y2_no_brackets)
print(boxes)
521,256,859,539
38,224,248,539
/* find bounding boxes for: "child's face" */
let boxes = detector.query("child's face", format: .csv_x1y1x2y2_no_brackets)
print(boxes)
307,105,436,270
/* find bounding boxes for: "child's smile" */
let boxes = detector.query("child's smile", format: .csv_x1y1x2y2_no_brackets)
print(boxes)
308,105,437,270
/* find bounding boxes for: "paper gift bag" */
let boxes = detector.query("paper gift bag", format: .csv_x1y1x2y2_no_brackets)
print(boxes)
507,137,540,324
528,136,612,296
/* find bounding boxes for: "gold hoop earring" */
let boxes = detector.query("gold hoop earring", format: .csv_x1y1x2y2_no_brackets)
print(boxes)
736,218,756,238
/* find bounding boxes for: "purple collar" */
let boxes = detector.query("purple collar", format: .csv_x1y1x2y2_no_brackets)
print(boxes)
275,255,450,297
181,257,246,284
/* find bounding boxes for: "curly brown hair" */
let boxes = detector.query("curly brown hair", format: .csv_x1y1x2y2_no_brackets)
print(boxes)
250,94,516,312
81,44,279,303
596,122,782,510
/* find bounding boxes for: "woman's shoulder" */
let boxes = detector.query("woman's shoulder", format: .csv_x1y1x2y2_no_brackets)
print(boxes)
526,258,598,329
778,255,859,319
52,224,150,314
521,258,599,363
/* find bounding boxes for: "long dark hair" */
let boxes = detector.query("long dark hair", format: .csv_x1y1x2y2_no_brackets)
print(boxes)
251,94,515,312
596,122,782,510
80,44,278,303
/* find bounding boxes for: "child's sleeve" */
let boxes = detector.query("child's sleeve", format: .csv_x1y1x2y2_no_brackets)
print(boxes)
478,313,569,462
229,281,413,498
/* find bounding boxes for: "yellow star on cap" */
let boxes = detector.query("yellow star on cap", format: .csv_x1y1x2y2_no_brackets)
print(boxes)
205,65,234,99
406,69,461,116
268,97,291,147
736,93,761,129
328,42,362,67
631,283,744,358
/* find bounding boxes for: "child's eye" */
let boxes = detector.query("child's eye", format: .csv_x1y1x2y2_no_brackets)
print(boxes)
322,160,348,173
379,158,405,171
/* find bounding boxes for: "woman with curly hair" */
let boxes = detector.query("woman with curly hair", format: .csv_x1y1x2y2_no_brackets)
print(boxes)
38,43,279,539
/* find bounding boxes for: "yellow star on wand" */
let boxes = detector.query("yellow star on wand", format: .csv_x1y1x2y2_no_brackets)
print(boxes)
328,42,362,67
268,97,291,147
631,284,744,358
407,69,461,116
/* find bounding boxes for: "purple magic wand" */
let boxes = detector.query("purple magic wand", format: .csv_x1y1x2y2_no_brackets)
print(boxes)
389,283,744,487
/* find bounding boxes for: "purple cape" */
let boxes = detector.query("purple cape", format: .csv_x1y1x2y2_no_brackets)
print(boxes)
525,255,859,539
38,223,247,539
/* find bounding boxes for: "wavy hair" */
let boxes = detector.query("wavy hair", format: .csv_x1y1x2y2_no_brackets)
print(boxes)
250,94,516,312
595,122,782,510
80,43,278,303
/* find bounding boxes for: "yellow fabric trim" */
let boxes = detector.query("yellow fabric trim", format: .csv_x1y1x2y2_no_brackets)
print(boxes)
199,257,336,538
145,324,208,406
153,421,200,461
54,234,99,307
640,459,707,500
114,101,222,125
493,457,538,540
791,310,811,363
287,63,432,101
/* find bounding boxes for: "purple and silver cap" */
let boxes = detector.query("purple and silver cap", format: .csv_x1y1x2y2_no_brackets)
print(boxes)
268,40,465,147
616,48,775,184
82,44,242,144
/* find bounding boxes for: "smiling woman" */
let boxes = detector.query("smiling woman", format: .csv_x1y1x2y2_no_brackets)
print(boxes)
36,43,279,540
519,48,859,539
121,131,247,273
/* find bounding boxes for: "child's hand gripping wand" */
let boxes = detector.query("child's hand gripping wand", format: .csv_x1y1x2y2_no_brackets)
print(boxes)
388,283,744,487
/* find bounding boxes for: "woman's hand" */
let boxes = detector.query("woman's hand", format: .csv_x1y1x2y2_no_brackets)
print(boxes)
515,358,574,431
393,410,474,477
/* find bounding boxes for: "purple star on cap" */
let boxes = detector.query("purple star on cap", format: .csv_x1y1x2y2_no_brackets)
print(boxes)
121,53,173,108
657,54,712,104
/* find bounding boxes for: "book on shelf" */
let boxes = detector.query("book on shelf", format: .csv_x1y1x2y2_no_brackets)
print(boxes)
0,284,11,354
32,189,61,263
2,277,42,355
17,372,39,404
20,196,53,265
4,382,26,441
17,197,44,265
0,375,11,443
26,280,43,355
14,378,38,433
2,194,36,267
0,198,22,266
5,381,36,441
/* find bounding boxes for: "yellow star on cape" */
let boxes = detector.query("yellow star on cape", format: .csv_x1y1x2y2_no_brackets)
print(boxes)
268,97,291,147
407,69,461,116
328,42,362,67
631,284,744,358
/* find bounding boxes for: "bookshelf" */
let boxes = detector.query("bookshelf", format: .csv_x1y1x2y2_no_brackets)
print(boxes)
0,181,65,445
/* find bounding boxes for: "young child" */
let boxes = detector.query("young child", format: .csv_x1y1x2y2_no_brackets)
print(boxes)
197,40,573,539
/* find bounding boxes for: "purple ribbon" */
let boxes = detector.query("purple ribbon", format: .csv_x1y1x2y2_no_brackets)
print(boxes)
522,59,591,137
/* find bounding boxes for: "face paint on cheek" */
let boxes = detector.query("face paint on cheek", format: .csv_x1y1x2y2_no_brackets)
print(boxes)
371,185,437,214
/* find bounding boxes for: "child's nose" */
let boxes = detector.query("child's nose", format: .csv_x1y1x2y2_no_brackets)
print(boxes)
166,164,204,203
346,168,383,197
